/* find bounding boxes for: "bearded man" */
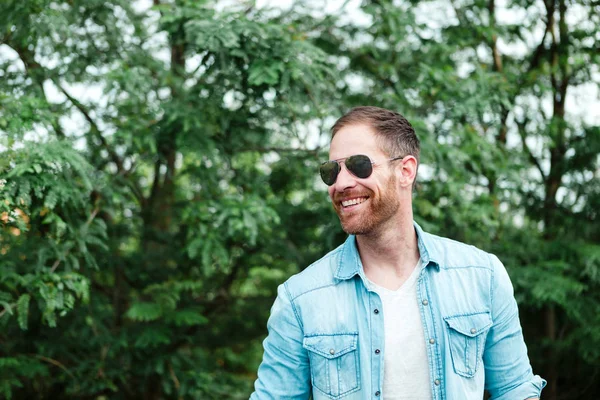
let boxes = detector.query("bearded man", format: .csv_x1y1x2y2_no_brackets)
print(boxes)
250,106,545,400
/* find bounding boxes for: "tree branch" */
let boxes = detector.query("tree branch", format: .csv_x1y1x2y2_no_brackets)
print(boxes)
9,44,66,138
526,0,555,75
50,207,99,273
148,158,162,207
488,0,503,73
30,354,75,379
0,303,16,319
242,146,322,156
54,82,146,205
517,119,546,180
54,81,125,172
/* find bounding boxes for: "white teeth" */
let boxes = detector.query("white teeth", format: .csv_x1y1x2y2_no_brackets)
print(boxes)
341,197,367,207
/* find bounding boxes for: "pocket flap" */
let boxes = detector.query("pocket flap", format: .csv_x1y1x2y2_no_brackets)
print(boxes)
444,312,492,337
303,333,358,359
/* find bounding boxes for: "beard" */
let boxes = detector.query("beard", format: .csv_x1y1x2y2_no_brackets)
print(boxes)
333,174,400,236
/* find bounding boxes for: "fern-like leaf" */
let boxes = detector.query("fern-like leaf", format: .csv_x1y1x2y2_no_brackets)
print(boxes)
16,294,30,330
125,302,163,322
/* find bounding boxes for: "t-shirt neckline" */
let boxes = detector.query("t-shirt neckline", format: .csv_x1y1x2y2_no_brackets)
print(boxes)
367,258,421,295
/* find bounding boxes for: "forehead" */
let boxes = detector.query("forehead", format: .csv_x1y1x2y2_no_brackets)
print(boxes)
329,123,385,160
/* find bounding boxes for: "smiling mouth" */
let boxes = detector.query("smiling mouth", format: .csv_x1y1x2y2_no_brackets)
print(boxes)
340,196,369,208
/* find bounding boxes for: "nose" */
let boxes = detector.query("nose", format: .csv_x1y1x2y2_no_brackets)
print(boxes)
333,162,357,192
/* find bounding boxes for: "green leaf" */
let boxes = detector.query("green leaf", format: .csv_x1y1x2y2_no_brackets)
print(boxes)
134,327,171,348
16,294,30,330
165,309,209,327
125,302,163,322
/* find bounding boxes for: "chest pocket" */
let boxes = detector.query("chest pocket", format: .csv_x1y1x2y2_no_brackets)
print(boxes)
444,312,492,378
303,333,360,398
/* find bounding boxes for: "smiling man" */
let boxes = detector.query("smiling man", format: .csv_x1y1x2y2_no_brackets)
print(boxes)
250,106,545,400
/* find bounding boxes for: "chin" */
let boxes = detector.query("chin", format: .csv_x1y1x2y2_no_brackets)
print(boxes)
339,218,377,236
341,225,362,235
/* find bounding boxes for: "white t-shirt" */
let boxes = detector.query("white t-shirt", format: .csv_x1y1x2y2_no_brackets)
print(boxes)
368,261,433,400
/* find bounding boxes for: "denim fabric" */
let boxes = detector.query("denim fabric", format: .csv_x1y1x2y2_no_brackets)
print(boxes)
250,222,546,400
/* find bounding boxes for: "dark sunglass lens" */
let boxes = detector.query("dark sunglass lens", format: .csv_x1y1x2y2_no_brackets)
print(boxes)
320,161,340,185
346,155,372,179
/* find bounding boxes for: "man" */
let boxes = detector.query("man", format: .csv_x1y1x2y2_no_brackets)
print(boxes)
250,106,546,399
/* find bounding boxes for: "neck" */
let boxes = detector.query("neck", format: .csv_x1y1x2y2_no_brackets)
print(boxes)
355,210,420,286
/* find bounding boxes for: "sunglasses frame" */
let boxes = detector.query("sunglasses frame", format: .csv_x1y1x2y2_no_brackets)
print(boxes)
319,154,405,186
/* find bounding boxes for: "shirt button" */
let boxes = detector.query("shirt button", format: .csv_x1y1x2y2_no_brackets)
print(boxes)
422,299,429,306
375,391,380,396
470,328,477,334
374,309,379,314
375,349,381,354
429,338,435,344
329,349,335,355
434,379,441,386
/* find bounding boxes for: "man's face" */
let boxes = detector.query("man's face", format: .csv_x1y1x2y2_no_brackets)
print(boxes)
327,124,401,236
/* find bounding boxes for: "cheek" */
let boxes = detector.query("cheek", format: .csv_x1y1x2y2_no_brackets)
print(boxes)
327,187,335,199
362,181,379,195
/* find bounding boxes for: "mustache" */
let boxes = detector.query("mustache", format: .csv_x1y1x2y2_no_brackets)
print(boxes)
333,190,372,203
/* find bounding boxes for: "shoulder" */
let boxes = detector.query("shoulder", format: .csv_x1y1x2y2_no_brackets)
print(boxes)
282,244,344,301
421,231,513,317
421,230,497,271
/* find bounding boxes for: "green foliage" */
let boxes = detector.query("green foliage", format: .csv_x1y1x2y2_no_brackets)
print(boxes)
0,0,597,399
125,302,164,322
0,139,97,339
16,294,30,330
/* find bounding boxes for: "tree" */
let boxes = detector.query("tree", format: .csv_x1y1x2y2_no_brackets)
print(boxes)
0,1,342,398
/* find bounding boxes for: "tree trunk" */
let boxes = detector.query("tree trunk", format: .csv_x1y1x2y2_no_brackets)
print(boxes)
541,0,569,398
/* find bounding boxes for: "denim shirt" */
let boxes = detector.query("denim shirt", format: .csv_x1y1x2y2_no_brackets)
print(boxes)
251,223,546,400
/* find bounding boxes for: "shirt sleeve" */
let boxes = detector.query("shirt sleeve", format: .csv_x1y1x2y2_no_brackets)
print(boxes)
484,254,546,400
250,282,311,400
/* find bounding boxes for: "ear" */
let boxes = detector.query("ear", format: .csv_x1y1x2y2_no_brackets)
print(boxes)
397,156,418,188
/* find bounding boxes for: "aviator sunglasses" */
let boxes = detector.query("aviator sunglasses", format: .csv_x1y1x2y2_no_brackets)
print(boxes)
319,154,405,186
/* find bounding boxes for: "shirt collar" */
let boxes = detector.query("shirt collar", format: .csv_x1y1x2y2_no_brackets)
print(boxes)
334,221,441,281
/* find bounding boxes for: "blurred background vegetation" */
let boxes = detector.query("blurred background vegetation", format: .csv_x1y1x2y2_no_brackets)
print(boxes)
0,0,598,398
